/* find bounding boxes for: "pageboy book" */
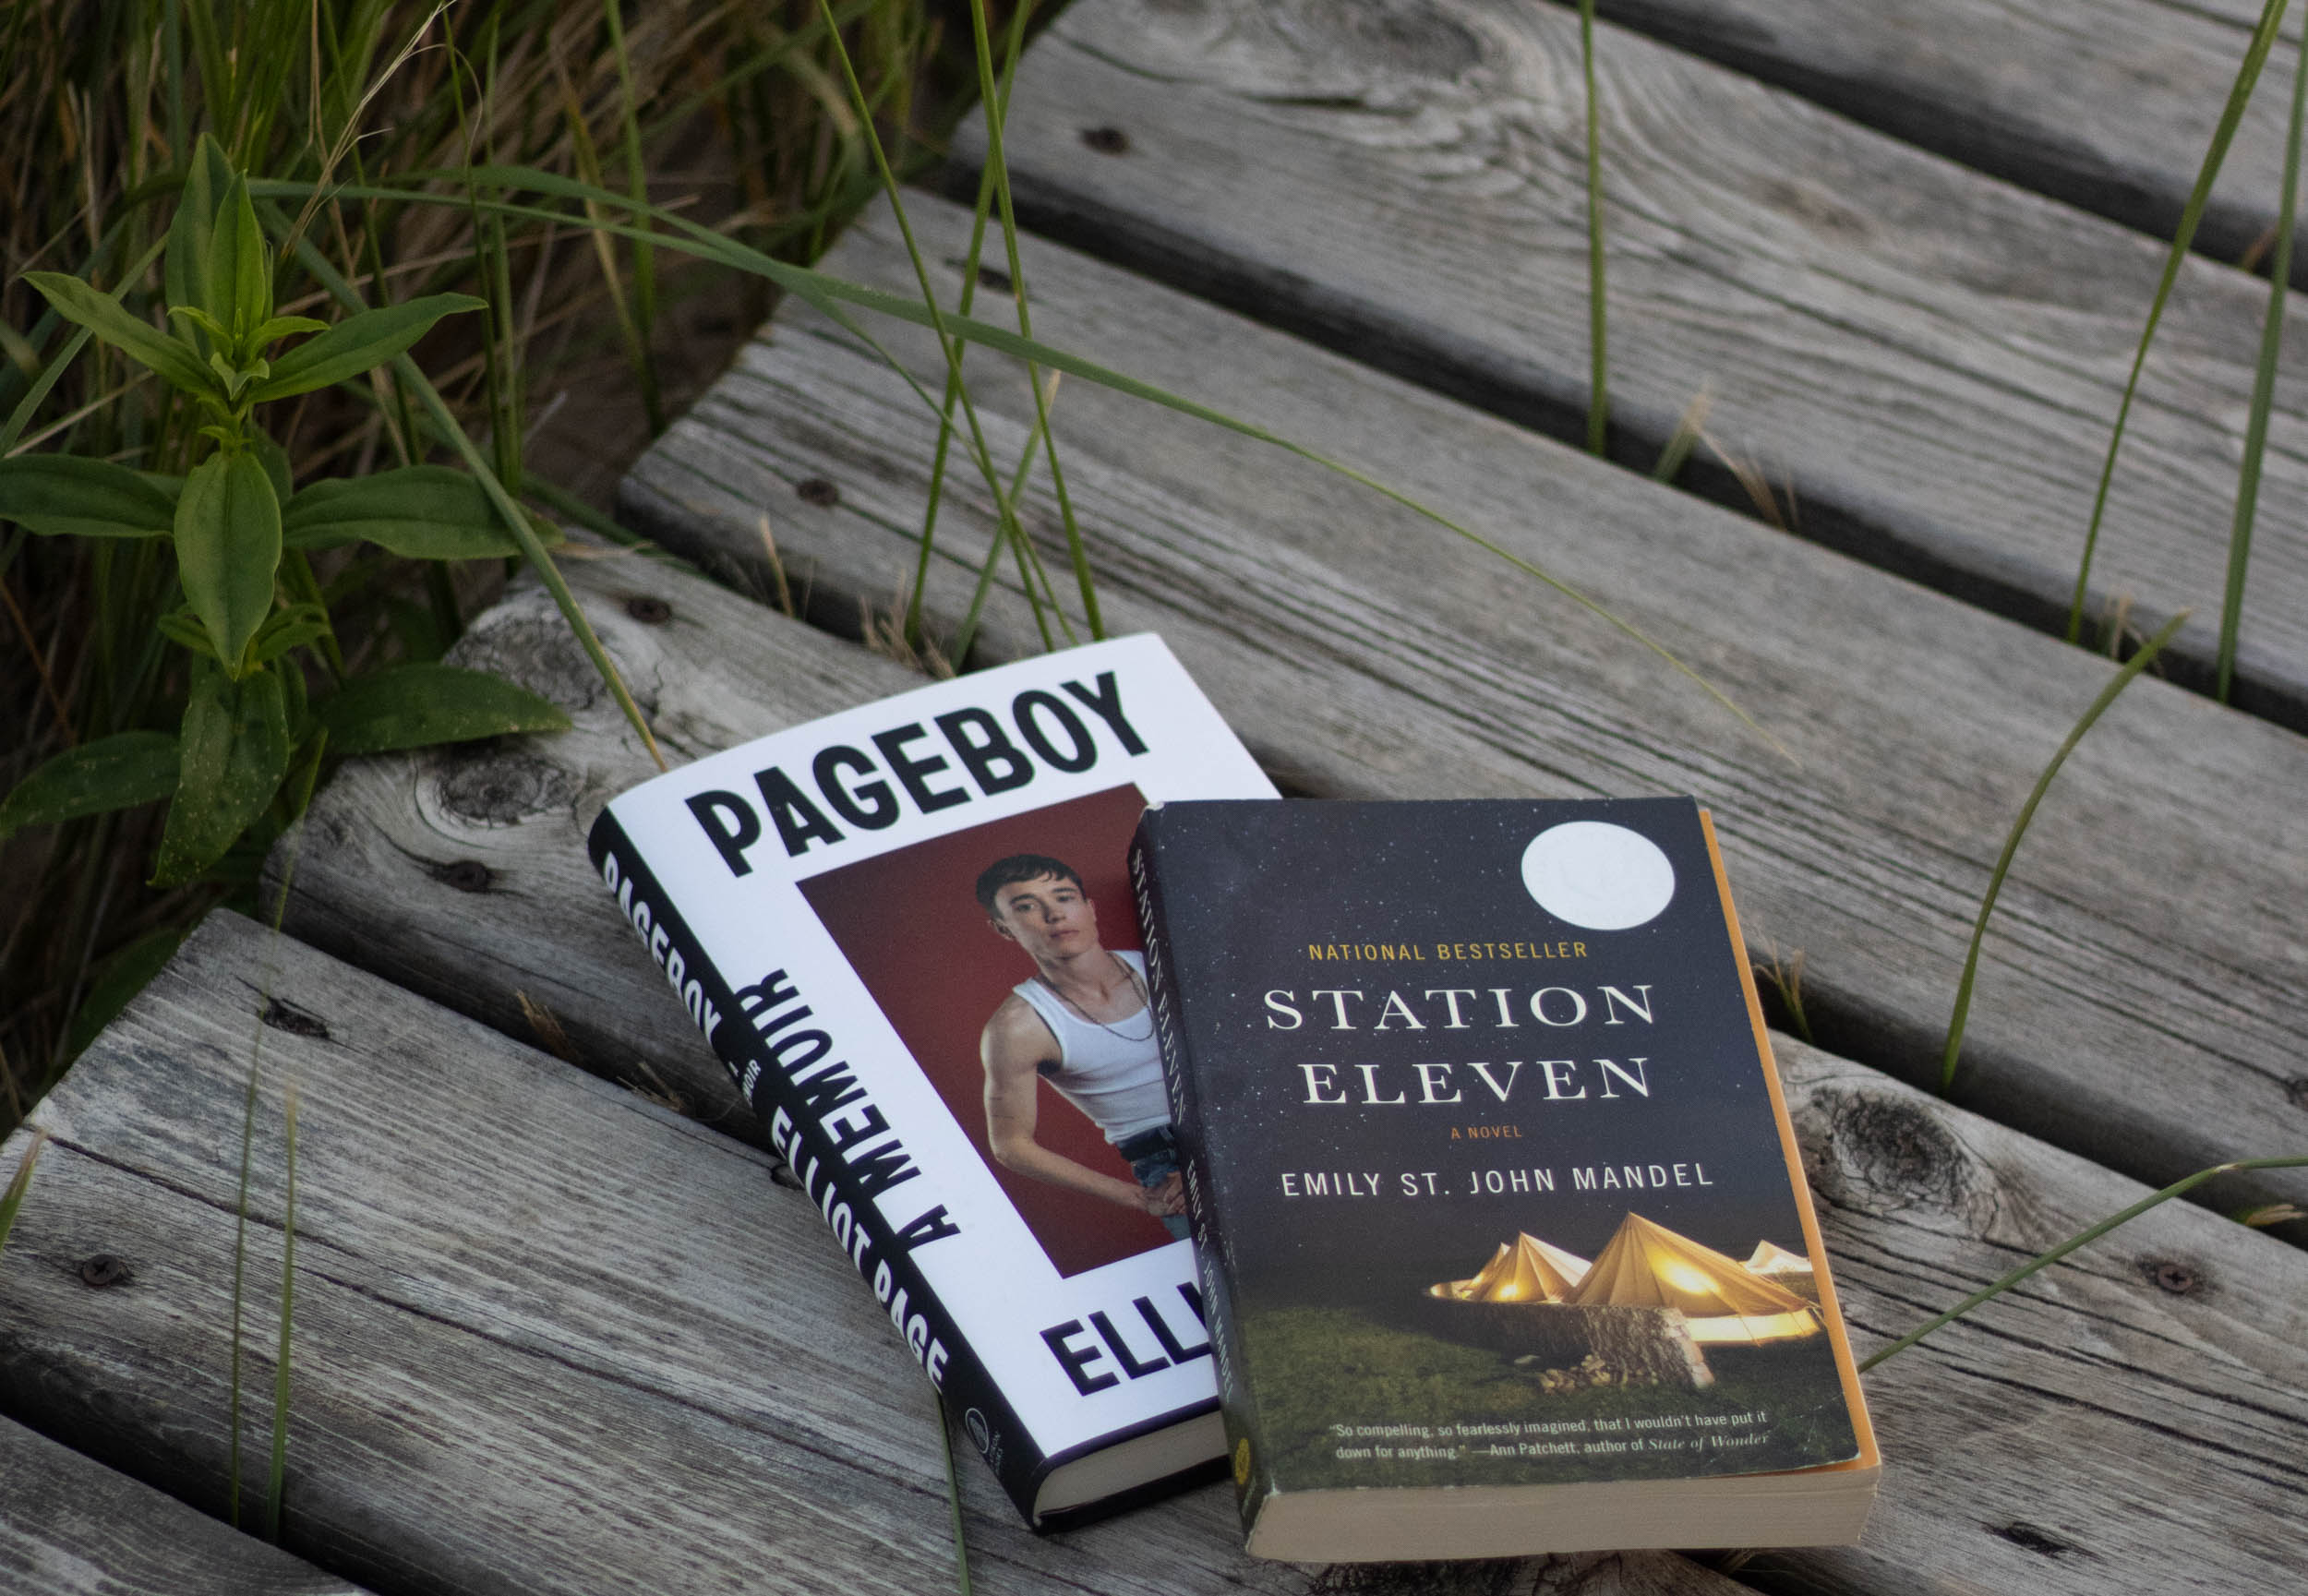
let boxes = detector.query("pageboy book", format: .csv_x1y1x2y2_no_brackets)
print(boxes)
588,637,1273,1526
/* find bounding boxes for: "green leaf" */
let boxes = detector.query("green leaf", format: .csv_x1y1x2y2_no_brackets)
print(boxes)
0,730,181,840
317,662,571,757
167,304,232,344
156,606,219,658
62,926,188,1063
174,451,282,672
251,432,294,505
152,657,292,886
250,602,330,666
207,175,273,344
0,454,178,537
252,294,487,402
22,271,218,397
165,134,240,342
250,315,329,345
281,465,560,558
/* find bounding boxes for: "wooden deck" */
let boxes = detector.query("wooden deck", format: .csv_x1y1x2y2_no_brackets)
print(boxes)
6,2,2307,1591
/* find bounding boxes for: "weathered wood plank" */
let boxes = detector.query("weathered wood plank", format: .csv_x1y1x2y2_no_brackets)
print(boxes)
1589,0,2308,279
0,1415,368,1596
951,0,2308,727
12,912,2308,1593
618,190,2308,1235
273,558,934,1151
0,909,1742,1596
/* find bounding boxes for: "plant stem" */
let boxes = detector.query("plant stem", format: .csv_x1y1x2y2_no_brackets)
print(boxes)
1861,1154,2308,1372
1941,611,2187,1093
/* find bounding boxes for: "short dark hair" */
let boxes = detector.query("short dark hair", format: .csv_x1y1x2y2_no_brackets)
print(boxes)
976,854,1082,918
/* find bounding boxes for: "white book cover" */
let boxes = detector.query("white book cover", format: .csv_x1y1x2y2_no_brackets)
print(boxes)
587,635,1274,1523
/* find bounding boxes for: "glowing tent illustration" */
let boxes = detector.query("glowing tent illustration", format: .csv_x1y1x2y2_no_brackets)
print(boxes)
1570,1214,1820,1344
1429,1233,1592,1302
1744,1240,1813,1278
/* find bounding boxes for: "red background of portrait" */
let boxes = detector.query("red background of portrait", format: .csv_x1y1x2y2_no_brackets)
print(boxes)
798,784,1171,1277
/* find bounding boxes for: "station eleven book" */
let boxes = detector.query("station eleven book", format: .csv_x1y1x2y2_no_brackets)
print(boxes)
588,637,1273,1526
1130,798,1881,1561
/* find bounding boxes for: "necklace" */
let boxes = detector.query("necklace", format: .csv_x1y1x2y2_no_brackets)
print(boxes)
1040,954,1155,1043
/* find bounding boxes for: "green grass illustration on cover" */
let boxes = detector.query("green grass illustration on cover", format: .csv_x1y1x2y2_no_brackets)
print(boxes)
1130,798,1879,1562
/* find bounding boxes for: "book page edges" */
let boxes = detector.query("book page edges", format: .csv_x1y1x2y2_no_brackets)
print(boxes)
1697,808,1881,1483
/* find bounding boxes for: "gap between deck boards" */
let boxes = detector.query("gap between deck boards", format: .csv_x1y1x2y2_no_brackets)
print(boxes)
944,0,2308,734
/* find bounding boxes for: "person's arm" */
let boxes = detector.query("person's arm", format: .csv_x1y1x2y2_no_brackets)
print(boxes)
981,998,1180,1217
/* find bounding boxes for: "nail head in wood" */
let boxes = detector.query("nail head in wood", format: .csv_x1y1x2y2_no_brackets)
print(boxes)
78,1255,131,1289
625,595,673,626
2144,1259,2202,1295
1080,125,1131,154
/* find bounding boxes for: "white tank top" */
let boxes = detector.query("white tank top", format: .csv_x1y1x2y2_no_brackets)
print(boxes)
1011,951,1170,1144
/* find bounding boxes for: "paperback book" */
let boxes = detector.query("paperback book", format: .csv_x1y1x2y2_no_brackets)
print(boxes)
1130,798,1881,1561
588,636,1274,1526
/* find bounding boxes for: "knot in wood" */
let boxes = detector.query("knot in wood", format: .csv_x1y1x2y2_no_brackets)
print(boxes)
1802,1087,1968,1216
2285,1075,2308,1111
434,750,580,827
449,610,606,713
439,859,494,894
261,997,331,1040
1334,2,1484,80
2141,1257,2206,1297
794,477,841,509
624,594,673,626
1079,126,1131,155
78,1254,131,1289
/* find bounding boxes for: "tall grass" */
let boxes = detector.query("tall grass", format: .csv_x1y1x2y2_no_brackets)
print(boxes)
0,0,983,1124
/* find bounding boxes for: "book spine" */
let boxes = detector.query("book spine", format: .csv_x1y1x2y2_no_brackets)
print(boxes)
1129,819,1269,1538
587,808,1052,1522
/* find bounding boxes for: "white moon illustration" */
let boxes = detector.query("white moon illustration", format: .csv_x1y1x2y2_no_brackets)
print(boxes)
1520,822,1676,930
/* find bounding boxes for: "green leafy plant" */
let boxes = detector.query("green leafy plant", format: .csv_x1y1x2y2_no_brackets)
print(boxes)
0,137,570,897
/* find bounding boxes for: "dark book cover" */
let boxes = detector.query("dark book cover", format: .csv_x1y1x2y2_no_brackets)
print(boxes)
1132,798,1873,1544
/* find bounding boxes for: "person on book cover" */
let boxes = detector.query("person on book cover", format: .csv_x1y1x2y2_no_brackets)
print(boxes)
976,854,1189,1239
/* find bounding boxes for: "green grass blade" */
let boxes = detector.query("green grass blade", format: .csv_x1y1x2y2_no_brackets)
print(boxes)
1860,1153,2308,1373
1,236,170,457
910,0,1031,652
811,0,1056,657
266,1078,299,1542
937,1396,974,1596
265,210,667,772
226,1051,260,1528
602,0,663,436
1580,0,1608,458
0,1129,48,1257
2066,0,2290,644
967,0,1100,640
2219,26,2308,702
255,172,1775,750
1941,610,2188,1094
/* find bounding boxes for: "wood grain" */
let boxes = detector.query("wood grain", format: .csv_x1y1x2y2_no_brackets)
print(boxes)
9,913,2305,1594
950,0,2308,727
0,910,1741,1596
1589,0,2308,277
619,190,2308,1235
0,1416,368,1596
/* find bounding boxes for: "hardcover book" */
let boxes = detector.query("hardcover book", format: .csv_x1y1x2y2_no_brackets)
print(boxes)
587,636,1274,1526
1129,798,1880,1561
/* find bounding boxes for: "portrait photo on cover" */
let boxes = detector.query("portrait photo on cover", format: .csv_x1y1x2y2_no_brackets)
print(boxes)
798,784,1178,1277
